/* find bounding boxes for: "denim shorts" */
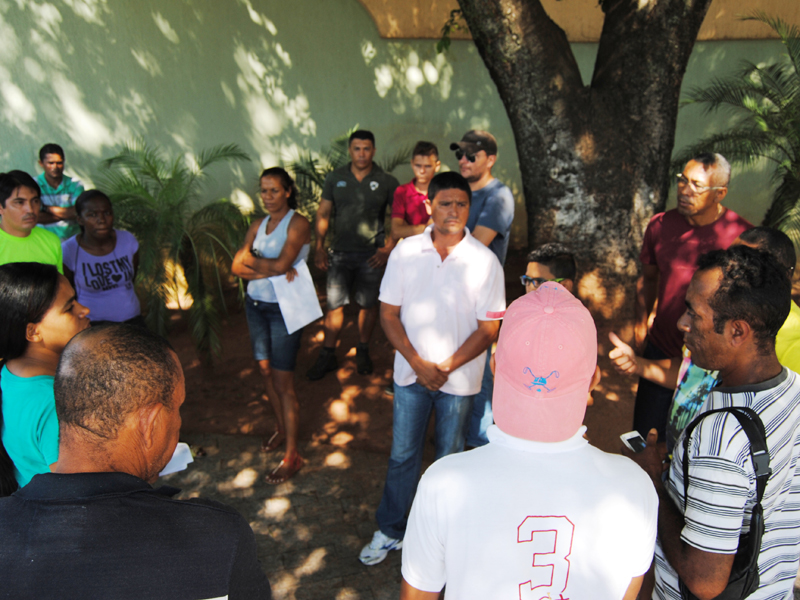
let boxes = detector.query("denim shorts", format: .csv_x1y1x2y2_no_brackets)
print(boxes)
326,250,383,310
244,295,302,371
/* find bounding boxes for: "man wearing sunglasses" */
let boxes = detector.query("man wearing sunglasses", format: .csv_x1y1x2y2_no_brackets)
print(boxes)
633,153,751,441
450,130,515,449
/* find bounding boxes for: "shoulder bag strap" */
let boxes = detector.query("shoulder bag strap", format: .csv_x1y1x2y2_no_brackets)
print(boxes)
682,406,771,513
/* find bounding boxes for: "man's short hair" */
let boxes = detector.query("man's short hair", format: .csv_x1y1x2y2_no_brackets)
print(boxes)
697,245,791,352
691,152,731,187
412,141,438,159
55,324,182,440
349,130,375,146
0,262,60,360
39,143,65,161
739,226,796,276
0,171,41,207
526,243,577,281
427,171,471,204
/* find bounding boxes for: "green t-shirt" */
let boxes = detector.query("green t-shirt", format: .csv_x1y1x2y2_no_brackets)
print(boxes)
0,364,60,486
0,226,63,273
321,163,399,252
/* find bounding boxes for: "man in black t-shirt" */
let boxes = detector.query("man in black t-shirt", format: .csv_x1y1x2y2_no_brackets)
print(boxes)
308,129,399,380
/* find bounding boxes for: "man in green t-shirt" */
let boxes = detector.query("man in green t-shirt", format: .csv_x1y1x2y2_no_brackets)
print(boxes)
308,130,399,380
0,170,63,272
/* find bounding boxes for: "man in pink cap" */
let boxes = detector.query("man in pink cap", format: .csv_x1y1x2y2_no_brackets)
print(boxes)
400,283,658,600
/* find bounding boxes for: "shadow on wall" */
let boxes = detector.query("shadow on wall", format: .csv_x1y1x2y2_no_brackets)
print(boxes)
0,0,526,240
0,0,782,240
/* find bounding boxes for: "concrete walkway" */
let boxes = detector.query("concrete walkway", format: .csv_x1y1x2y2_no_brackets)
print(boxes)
161,433,800,600
159,433,403,600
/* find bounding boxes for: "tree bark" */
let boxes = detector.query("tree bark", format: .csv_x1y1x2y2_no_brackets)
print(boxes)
456,0,712,328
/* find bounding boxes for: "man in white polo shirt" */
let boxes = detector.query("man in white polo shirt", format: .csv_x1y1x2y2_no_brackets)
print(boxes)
359,171,505,566
400,284,658,599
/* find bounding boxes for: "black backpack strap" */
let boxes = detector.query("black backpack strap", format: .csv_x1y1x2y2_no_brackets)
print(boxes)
682,406,771,513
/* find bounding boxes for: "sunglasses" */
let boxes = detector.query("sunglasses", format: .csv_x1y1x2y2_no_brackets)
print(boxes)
454,149,476,163
520,275,565,289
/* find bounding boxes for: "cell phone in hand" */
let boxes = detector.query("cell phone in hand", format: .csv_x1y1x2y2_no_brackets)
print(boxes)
620,430,647,453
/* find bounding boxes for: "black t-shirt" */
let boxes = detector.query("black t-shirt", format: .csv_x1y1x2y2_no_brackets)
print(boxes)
321,163,399,252
0,472,271,599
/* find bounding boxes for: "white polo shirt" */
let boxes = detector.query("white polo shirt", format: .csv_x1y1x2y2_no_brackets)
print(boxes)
379,226,505,396
402,425,658,599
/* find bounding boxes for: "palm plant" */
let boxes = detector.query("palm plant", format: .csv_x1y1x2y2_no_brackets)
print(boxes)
99,141,251,361
673,13,800,252
290,128,411,220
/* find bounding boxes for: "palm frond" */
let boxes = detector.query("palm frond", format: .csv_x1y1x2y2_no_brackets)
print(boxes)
195,144,252,172
671,130,783,174
378,145,413,174
763,173,800,231
743,12,800,78
100,140,249,362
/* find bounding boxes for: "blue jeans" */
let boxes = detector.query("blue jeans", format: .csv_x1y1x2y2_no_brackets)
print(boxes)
375,382,473,539
466,350,493,447
244,296,302,371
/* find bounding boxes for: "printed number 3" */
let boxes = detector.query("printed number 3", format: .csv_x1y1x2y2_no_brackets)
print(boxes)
517,516,575,600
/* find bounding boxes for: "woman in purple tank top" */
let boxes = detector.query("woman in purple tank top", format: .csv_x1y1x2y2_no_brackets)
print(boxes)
232,168,311,484
61,191,142,327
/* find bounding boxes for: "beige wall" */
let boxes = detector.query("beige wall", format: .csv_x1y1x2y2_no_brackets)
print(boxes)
358,0,799,42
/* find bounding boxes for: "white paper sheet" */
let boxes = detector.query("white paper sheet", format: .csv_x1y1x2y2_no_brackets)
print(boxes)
159,442,194,477
270,261,323,334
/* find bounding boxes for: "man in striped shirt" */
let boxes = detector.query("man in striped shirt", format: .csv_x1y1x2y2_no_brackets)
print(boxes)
630,245,800,600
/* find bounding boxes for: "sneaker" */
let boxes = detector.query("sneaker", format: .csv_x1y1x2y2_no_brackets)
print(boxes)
359,530,402,565
306,348,338,381
356,344,373,375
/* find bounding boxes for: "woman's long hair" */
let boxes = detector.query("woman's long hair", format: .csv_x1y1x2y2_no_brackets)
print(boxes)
0,262,61,496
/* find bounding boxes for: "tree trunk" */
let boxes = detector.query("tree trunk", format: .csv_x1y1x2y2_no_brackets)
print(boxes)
456,0,711,329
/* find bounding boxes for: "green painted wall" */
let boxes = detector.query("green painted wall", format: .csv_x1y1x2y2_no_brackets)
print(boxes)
0,0,785,248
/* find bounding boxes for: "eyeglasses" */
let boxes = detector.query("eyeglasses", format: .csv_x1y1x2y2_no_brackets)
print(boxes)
675,173,726,195
454,149,476,163
520,275,564,288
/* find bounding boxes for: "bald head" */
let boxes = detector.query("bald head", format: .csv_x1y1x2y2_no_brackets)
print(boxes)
55,324,182,440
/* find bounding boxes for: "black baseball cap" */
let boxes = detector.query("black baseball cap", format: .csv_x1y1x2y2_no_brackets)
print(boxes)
450,130,498,157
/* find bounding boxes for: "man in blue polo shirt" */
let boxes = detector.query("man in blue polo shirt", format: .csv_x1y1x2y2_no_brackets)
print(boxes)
450,130,515,448
36,142,84,240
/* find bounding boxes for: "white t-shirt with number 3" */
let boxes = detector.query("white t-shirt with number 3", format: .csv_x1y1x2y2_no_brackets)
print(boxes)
402,425,658,600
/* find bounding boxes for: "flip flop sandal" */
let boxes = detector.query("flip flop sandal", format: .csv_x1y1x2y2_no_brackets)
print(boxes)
265,452,304,485
261,430,285,453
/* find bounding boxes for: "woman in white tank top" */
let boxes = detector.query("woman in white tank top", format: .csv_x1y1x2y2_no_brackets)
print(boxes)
232,168,311,484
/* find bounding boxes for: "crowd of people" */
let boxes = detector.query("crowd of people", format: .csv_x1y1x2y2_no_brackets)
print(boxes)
0,132,799,600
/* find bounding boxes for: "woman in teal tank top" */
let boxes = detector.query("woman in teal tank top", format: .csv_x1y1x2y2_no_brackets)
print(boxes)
232,168,311,484
0,262,91,492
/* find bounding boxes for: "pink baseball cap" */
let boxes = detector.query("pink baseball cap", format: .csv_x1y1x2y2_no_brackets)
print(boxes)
493,282,597,442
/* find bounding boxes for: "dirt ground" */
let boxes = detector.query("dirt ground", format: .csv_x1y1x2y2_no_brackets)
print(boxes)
172,251,638,455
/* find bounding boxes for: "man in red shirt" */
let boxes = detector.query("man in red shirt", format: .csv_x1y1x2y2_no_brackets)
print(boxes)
633,152,751,440
390,141,440,243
